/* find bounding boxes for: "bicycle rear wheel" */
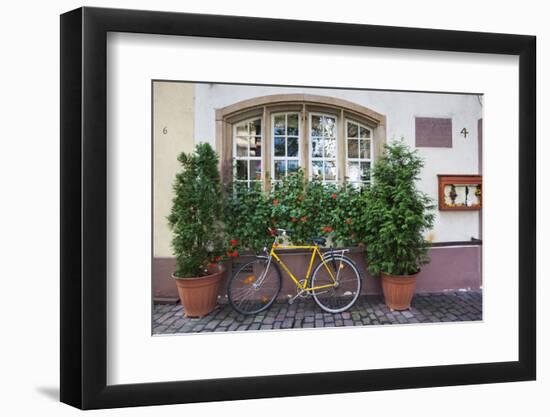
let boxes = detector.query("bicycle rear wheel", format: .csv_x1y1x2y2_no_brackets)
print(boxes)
311,255,362,313
227,257,282,315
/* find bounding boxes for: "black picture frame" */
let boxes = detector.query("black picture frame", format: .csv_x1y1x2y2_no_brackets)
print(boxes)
60,6,536,410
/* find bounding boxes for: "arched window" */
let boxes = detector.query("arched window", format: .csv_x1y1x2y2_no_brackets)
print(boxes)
215,94,386,189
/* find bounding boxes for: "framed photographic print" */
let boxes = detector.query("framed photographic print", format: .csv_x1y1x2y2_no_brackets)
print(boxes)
60,6,536,410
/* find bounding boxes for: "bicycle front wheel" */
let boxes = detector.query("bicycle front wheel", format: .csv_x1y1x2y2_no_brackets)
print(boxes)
227,257,282,315
311,255,362,313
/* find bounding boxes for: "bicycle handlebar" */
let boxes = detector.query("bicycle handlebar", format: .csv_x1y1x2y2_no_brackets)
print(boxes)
268,227,290,237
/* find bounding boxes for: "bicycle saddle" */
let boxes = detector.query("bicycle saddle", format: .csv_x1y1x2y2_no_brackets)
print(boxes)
309,236,327,246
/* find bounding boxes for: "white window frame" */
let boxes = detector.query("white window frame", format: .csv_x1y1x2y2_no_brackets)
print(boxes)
271,112,301,182
345,119,373,186
232,117,263,187
309,112,338,183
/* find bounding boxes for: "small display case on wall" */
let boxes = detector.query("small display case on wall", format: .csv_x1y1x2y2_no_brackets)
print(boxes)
437,175,482,211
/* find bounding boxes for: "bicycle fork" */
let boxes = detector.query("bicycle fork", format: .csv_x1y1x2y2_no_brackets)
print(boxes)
252,250,273,289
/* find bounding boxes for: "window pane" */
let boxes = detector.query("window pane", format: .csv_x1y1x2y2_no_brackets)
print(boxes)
288,160,299,173
311,161,323,179
311,138,323,158
360,162,371,181
253,160,262,180
236,124,248,137
348,161,360,182
236,160,248,180
359,139,371,159
250,118,262,136
324,116,336,137
250,136,262,157
348,139,358,158
274,160,286,180
311,115,322,136
274,115,285,136
325,161,336,180
359,126,370,138
347,122,358,138
274,136,285,156
324,138,336,158
287,137,299,157
287,113,299,136
236,136,248,157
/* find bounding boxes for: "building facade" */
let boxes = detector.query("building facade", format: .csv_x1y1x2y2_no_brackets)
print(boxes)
153,81,483,302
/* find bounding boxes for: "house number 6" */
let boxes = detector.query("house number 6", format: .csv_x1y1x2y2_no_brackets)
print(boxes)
163,127,168,134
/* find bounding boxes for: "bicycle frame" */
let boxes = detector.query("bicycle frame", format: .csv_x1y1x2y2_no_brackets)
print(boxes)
267,243,344,292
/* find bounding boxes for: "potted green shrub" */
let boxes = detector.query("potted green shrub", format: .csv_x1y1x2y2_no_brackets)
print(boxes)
167,143,225,317
363,140,434,310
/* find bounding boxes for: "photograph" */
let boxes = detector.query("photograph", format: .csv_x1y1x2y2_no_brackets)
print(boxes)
0,0,544,412
151,81,484,335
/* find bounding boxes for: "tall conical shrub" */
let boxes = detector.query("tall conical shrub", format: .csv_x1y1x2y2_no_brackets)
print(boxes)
168,143,224,278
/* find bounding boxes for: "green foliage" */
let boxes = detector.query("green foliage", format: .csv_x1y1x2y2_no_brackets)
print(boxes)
270,170,331,245
363,140,435,276
331,184,369,248
225,170,370,251
167,141,433,277
225,181,272,253
167,143,224,278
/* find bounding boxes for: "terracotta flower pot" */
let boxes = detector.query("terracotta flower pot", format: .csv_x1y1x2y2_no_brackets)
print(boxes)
381,272,418,311
173,265,224,318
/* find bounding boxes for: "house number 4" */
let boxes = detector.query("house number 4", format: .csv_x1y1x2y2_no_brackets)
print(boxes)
460,127,469,138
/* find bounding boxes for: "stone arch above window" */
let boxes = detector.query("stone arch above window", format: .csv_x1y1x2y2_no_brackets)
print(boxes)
215,94,387,188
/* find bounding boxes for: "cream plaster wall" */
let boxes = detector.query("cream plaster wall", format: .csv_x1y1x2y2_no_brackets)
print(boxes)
153,82,195,257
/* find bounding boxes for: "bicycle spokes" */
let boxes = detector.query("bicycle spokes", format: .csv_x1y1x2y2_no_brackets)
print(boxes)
311,256,361,313
227,258,282,315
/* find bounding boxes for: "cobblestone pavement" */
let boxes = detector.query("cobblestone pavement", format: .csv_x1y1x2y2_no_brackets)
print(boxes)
152,291,482,334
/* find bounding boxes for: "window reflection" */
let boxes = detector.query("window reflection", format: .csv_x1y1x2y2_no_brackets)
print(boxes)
234,117,263,186
346,120,372,186
272,112,300,181
310,114,337,183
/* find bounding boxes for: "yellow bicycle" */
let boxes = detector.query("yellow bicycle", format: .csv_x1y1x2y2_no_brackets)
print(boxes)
227,229,362,315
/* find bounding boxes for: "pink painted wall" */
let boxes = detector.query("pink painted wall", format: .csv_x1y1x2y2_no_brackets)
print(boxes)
153,245,482,303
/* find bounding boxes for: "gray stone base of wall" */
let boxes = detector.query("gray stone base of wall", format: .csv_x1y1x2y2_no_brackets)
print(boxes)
153,245,482,303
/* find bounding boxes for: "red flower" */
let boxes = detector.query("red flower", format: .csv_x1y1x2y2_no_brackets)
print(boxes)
273,199,279,206
323,226,333,233
331,193,337,199
208,262,217,268
269,228,277,236
226,250,233,257
214,255,222,262
300,216,308,222
230,239,238,247
291,217,297,223
232,250,238,257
